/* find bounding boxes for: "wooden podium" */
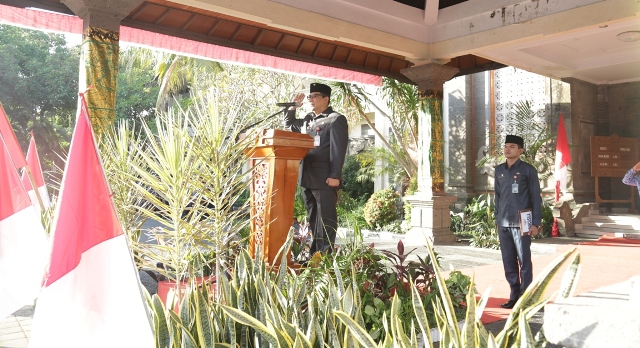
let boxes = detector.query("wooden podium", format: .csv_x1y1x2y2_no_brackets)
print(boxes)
244,129,314,266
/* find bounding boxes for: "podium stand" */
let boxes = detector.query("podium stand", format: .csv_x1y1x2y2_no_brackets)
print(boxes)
244,129,314,266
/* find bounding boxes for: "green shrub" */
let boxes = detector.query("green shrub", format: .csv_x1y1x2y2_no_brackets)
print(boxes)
363,188,401,230
342,155,374,202
337,192,369,228
147,235,582,348
454,194,500,249
538,201,554,238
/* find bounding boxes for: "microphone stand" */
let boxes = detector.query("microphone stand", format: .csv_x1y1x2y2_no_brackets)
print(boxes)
236,106,290,138
238,106,289,136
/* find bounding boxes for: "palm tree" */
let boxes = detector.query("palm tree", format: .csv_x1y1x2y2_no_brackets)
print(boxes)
120,47,224,111
329,78,419,190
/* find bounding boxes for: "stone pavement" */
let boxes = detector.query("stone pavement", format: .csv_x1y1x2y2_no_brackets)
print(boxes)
0,305,33,348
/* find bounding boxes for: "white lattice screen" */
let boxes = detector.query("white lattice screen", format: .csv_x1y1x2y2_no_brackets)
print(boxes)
494,67,549,145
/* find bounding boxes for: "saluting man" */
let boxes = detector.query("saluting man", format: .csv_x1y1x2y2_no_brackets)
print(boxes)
285,83,349,255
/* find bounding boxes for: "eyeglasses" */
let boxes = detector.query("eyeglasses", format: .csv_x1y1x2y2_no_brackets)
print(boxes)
307,94,325,100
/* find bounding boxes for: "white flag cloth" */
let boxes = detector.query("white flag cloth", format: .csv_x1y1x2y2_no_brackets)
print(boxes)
28,94,153,348
21,134,51,215
0,135,49,319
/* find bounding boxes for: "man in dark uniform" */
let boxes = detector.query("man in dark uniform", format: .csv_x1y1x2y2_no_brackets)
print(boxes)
494,135,542,309
285,83,349,255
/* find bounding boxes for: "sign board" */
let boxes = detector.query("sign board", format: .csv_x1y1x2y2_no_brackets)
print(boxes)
590,134,638,177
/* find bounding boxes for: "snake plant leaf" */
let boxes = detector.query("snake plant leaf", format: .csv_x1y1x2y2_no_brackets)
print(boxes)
194,288,214,348
394,316,413,347
219,305,280,347
410,280,433,346
294,329,313,348
280,320,297,344
487,333,499,348
274,285,288,312
342,284,355,316
503,249,578,331
518,312,535,348
558,252,581,299
475,286,491,321
167,310,197,348
410,324,417,347
179,289,192,327
333,259,345,298
461,275,477,346
273,325,294,348
523,294,553,322
389,294,411,346
312,312,324,347
325,313,341,347
424,239,462,345
533,326,548,348
334,310,378,348
151,295,170,348
381,333,394,348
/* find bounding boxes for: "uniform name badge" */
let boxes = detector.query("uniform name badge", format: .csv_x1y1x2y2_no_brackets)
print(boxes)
512,183,518,193
314,134,320,146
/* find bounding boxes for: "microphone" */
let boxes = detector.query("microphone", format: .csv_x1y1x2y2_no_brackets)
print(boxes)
276,102,300,107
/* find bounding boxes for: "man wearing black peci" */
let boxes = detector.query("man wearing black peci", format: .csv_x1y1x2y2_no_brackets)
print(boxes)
494,135,542,309
284,83,348,255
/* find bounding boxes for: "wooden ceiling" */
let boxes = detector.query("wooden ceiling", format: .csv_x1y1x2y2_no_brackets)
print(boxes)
2,0,503,84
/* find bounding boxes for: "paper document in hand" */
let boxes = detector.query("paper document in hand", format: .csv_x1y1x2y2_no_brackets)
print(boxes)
519,209,533,235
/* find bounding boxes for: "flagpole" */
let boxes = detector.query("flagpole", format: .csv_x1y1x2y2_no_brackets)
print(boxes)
78,90,155,329
24,165,46,212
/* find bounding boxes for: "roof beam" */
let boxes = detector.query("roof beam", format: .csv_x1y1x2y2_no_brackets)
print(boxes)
424,0,439,26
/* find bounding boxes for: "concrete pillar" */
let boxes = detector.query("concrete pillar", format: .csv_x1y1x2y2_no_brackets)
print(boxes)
400,63,459,244
62,0,144,135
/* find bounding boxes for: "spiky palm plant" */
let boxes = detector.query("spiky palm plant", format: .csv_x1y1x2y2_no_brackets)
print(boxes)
478,100,556,179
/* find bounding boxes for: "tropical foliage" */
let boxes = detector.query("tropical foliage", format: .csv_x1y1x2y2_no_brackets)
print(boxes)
0,25,79,178
146,232,581,347
451,194,555,249
330,78,420,192
101,91,257,289
477,100,556,178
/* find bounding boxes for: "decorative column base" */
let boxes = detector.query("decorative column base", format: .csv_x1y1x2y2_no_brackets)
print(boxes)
403,193,457,245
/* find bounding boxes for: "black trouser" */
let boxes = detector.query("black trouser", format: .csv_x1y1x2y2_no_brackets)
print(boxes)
303,188,338,254
498,226,532,301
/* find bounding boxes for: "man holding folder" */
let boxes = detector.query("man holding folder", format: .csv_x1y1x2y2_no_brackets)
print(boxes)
494,135,542,309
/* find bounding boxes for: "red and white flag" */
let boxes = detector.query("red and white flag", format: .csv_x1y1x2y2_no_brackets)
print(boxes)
28,94,153,347
21,134,51,214
554,113,571,200
0,135,49,319
0,104,27,169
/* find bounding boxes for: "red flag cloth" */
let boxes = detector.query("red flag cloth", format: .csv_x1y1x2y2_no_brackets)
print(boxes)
21,134,46,189
21,134,51,213
0,135,30,220
552,113,571,237
554,113,571,197
0,135,49,318
0,105,27,169
28,94,153,347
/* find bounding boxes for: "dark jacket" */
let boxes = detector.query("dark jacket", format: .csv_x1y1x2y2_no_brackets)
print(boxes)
285,107,348,190
494,159,542,228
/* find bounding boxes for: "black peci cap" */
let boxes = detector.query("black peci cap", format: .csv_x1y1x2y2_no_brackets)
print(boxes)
309,83,331,97
505,134,524,148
